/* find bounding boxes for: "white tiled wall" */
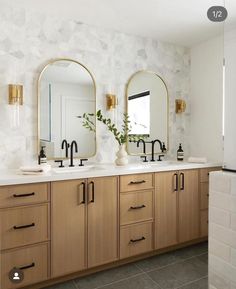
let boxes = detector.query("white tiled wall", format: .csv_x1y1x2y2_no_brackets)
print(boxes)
0,3,191,169
209,171,236,289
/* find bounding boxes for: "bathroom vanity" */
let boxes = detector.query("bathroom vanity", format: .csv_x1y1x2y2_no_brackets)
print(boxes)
0,163,220,289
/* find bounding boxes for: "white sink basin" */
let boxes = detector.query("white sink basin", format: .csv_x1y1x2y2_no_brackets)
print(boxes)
53,165,94,174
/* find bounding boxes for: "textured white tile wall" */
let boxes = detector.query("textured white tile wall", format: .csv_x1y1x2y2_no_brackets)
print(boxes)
0,3,190,169
209,171,236,289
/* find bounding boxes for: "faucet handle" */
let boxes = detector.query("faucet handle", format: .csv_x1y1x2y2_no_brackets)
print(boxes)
79,158,88,166
140,155,148,162
54,160,64,167
157,155,165,161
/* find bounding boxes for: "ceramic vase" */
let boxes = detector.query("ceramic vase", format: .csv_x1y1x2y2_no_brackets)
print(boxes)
115,144,128,166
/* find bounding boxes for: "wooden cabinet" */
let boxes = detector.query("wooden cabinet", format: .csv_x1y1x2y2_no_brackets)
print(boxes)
199,167,220,237
119,173,154,259
87,177,118,268
120,222,153,259
178,170,199,243
0,182,50,289
1,243,49,289
155,169,199,249
51,176,118,276
155,171,178,249
51,179,87,277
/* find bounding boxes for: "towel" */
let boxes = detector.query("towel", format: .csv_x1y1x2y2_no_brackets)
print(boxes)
188,157,207,164
20,164,51,175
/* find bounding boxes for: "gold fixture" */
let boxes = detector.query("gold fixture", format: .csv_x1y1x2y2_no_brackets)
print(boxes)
106,94,117,110
175,99,186,114
8,84,23,105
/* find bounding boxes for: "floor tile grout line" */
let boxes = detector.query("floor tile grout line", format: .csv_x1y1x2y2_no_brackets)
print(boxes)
75,272,145,289
143,271,164,289
174,275,208,289
141,251,208,274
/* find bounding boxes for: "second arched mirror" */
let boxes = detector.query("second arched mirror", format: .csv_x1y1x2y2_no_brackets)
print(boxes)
126,71,169,155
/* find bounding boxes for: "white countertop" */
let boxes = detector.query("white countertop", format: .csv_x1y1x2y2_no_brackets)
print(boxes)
0,161,222,186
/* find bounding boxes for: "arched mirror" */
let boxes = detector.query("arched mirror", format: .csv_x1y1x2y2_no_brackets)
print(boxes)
38,59,96,159
126,71,169,155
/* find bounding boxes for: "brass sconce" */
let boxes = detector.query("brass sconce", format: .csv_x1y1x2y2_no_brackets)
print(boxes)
106,94,117,110
8,84,23,105
175,99,186,114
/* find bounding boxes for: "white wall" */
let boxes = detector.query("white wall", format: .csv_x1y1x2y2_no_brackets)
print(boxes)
190,36,223,163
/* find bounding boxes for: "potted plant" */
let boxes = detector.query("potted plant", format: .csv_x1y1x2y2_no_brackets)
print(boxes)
82,110,139,165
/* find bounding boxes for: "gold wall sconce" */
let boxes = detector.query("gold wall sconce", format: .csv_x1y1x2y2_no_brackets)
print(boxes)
175,99,186,114
8,84,23,105
106,94,117,110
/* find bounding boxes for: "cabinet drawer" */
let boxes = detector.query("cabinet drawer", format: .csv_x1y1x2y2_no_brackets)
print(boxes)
0,204,49,250
120,222,153,259
0,183,49,208
200,210,208,237
1,243,48,289
200,168,220,183
120,174,153,193
120,191,153,225
200,183,209,210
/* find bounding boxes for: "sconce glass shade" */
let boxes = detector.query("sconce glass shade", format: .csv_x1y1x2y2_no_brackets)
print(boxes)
8,84,23,128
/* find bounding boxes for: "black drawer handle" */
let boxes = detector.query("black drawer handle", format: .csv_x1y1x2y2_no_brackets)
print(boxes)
129,180,146,185
180,173,185,190
18,262,35,270
13,192,35,198
130,205,146,210
13,223,35,230
173,173,178,191
130,236,146,243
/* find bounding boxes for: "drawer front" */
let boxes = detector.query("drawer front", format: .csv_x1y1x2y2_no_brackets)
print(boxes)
120,222,153,259
0,183,49,208
120,191,153,225
200,183,209,210
120,174,153,193
1,243,48,289
200,210,208,237
0,204,49,250
200,167,220,183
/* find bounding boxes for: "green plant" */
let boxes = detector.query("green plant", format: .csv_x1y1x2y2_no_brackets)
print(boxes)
82,110,143,145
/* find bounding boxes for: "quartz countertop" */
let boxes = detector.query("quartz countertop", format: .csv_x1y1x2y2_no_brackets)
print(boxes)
0,161,222,186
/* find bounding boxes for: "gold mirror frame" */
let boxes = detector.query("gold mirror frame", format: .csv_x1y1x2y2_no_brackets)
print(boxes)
125,70,169,156
37,58,97,160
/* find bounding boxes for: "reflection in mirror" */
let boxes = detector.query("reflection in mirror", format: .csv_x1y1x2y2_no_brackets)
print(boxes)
38,59,96,159
126,71,168,155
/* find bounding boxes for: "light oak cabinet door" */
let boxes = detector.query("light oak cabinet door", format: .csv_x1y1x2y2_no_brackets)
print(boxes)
87,177,118,268
51,179,87,277
155,172,178,249
178,170,199,243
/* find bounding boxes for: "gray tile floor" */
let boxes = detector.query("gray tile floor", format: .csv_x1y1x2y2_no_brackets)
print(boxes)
45,242,208,289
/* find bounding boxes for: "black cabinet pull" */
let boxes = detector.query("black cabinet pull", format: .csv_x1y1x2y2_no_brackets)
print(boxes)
88,181,95,203
173,173,178,191
130,205,146,210
80,182,86,204
13,192,35,198
180,173,185,190
18,262,35,270
129,180,146,185
129,236,145,243
13,223,35,230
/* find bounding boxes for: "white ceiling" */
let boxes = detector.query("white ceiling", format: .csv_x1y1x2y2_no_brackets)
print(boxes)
4,0,236,47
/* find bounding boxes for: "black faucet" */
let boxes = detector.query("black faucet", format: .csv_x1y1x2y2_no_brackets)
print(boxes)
151,139,163,162
69,141,78,167
137,139,146,154
61,139,70,158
